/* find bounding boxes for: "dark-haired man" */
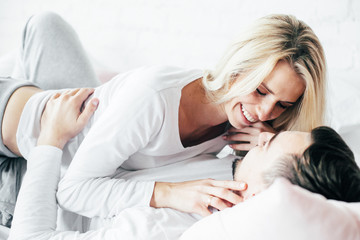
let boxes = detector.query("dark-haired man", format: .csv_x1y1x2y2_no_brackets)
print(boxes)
232,126,360,202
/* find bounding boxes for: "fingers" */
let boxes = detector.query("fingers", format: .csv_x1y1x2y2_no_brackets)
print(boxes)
223,131,258,151
74,88,95,101
211,180,247,191
229,142,254,151
227,126,261,136
225,122,277,151
62,88,98,127
67,88,81,96
208,187,242,206
77,98,99,127
45,88,98,138
227,122,275,133
223,131,255,142
158,179,248,217
206,180,246,205
51,92,61,99
207,195,232,211
200,197,213,216
63,88,94,110
201,180,247,213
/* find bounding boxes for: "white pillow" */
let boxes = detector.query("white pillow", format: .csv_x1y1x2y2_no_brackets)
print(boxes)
180,178,360,240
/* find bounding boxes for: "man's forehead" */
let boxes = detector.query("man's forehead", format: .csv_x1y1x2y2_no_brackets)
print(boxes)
273,131,312,155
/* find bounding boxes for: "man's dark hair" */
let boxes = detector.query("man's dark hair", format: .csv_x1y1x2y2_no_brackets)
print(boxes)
263,126,360,202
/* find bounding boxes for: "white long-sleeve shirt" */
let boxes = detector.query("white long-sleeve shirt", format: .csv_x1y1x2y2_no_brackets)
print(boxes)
9,145,89,240
16,65,227,219
9,146,204,240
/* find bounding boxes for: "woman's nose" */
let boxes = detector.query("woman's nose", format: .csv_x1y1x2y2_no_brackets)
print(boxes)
257,101,276,121
258,132,275,147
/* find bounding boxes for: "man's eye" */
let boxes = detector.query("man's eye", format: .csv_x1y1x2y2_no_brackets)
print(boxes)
256,88,266,96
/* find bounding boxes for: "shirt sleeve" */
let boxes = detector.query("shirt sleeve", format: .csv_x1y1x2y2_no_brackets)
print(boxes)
57,84,165,218
9,146,167,240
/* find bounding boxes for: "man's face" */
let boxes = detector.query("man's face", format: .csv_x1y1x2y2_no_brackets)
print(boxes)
233,131,312,199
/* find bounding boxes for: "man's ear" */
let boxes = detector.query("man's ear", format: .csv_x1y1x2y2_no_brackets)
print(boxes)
242,183,267,201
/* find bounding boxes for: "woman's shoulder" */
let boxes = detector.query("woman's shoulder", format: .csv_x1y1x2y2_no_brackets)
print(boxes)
98,65,204,107
129,65,204,91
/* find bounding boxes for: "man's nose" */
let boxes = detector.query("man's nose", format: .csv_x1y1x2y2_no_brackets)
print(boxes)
258,132,275,147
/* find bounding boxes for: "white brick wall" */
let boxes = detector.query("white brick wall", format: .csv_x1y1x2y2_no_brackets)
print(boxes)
0,0,359,75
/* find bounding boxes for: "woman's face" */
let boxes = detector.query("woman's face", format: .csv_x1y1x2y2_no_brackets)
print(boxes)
224,60,305,129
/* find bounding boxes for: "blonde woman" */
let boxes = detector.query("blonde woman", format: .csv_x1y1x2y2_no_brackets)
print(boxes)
0,12,325,221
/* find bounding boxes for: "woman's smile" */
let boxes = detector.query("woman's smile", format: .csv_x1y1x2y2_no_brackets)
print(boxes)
241,105,256,123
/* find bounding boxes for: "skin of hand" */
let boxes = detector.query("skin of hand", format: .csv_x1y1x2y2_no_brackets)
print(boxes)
151,179,247,217
223,122,277,151
37,88,99,149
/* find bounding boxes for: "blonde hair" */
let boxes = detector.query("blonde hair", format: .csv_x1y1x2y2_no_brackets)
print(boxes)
202,14,326,132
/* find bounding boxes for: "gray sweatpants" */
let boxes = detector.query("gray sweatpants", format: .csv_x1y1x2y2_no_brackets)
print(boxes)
0,12,101,227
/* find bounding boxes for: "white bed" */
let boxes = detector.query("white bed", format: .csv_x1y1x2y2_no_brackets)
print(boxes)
1,1,360,239
1,46,360,240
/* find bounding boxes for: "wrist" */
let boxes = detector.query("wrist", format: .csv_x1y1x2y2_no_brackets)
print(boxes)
150,182,172,208
37,133,67,149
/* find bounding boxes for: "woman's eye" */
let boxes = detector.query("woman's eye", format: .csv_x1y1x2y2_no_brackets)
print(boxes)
277,102,289,109
256,88,266,96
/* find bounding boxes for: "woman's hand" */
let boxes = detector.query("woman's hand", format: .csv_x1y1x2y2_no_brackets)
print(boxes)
223,122,277,152
37,88,99,149
151,179,247,217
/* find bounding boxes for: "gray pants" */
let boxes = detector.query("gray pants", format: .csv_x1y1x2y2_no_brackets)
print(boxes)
0,12,100,227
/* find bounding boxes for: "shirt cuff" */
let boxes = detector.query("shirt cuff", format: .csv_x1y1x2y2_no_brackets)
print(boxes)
144,181,156,207
27,145,63,169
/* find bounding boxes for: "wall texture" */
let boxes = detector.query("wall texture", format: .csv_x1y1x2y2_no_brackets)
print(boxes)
0,0,359,75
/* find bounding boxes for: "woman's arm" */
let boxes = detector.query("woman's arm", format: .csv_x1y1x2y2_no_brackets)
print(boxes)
56,85,247,218
152,179,247,217
56,85,163,218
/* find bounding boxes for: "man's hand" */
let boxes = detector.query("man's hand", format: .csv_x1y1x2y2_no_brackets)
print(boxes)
37,88,99,149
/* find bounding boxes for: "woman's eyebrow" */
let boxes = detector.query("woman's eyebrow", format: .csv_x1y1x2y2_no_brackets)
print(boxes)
262,83,274,94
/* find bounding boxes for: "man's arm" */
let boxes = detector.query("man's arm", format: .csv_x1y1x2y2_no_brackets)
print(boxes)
8,88,106,240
